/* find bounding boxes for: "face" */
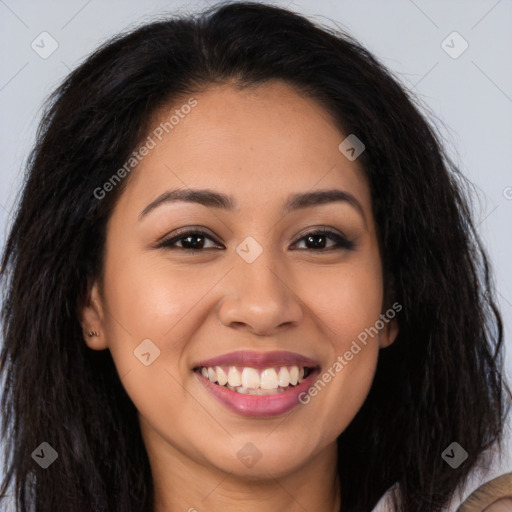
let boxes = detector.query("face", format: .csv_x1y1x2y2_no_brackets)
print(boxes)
81,80,398,481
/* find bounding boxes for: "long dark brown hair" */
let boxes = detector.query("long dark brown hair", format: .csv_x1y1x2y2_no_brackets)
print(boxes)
1,2,510,511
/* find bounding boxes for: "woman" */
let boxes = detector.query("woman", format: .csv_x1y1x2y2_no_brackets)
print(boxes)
0,2,510,511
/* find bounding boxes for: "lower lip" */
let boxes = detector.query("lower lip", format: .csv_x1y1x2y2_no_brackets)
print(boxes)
195,370,319,418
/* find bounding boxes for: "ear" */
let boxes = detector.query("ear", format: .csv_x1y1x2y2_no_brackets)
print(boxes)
380,276,399,349
79,280,108,350
379,317,399,349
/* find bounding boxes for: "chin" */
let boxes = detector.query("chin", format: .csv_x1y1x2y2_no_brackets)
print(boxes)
204,437,320,480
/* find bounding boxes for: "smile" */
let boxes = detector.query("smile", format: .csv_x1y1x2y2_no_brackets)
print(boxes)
194,351,320,417
198,365,312,395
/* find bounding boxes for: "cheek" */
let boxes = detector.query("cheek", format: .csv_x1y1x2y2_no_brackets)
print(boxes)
97,253,189,392
296,251,383,433
300,254,383,344
102,248,212,342
305,319,380,442
322,350,378,438
99,252,204,422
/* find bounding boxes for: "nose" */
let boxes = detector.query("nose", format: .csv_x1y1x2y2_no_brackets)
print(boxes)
217,251,304,336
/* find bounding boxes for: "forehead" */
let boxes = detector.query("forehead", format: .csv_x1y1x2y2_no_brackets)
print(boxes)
114,81,371,217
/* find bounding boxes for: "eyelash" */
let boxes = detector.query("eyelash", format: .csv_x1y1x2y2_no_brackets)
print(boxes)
157,228,356,252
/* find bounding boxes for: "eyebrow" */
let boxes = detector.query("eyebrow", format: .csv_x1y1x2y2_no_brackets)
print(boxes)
139,187,366,224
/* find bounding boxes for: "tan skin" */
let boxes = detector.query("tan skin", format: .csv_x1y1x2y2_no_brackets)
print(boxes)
483,499,512,512
80,81,399,512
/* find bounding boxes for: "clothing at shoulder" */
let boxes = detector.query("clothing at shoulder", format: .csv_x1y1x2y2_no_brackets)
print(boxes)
371,413,512,512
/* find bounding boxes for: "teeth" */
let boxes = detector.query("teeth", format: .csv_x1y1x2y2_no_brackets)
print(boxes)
200,364,308,394
289,366,299,385
216,366,228,386
260,368,278,389
242,367,260,389
207,367,217,383
227,366,242,387
278,367,290,387
230,384,285,395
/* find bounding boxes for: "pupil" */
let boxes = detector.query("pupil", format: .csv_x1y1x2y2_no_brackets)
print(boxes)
307,235,325,249
183,235,203,249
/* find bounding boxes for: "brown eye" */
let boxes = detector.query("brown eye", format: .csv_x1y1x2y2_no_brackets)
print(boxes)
157,228,355,252
158,230,223,251
292,230,355,251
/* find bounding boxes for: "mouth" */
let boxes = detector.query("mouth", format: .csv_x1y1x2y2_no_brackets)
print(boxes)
193,351,321,417
195,364,314,395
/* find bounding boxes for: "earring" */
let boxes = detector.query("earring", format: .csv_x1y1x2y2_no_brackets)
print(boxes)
88,331,99,337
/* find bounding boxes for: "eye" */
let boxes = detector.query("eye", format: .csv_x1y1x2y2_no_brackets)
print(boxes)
157,227,355,252
157,230,222,251
292,229,355,251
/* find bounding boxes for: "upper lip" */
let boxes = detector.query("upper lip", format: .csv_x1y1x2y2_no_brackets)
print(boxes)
194,350,320,369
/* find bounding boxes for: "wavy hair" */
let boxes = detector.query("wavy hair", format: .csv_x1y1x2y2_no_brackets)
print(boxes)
1,2,510,511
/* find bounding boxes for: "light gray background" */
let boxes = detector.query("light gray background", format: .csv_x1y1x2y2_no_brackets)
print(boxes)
0,0,511,500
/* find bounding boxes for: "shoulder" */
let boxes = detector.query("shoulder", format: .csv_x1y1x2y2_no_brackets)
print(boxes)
371,410,512,511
